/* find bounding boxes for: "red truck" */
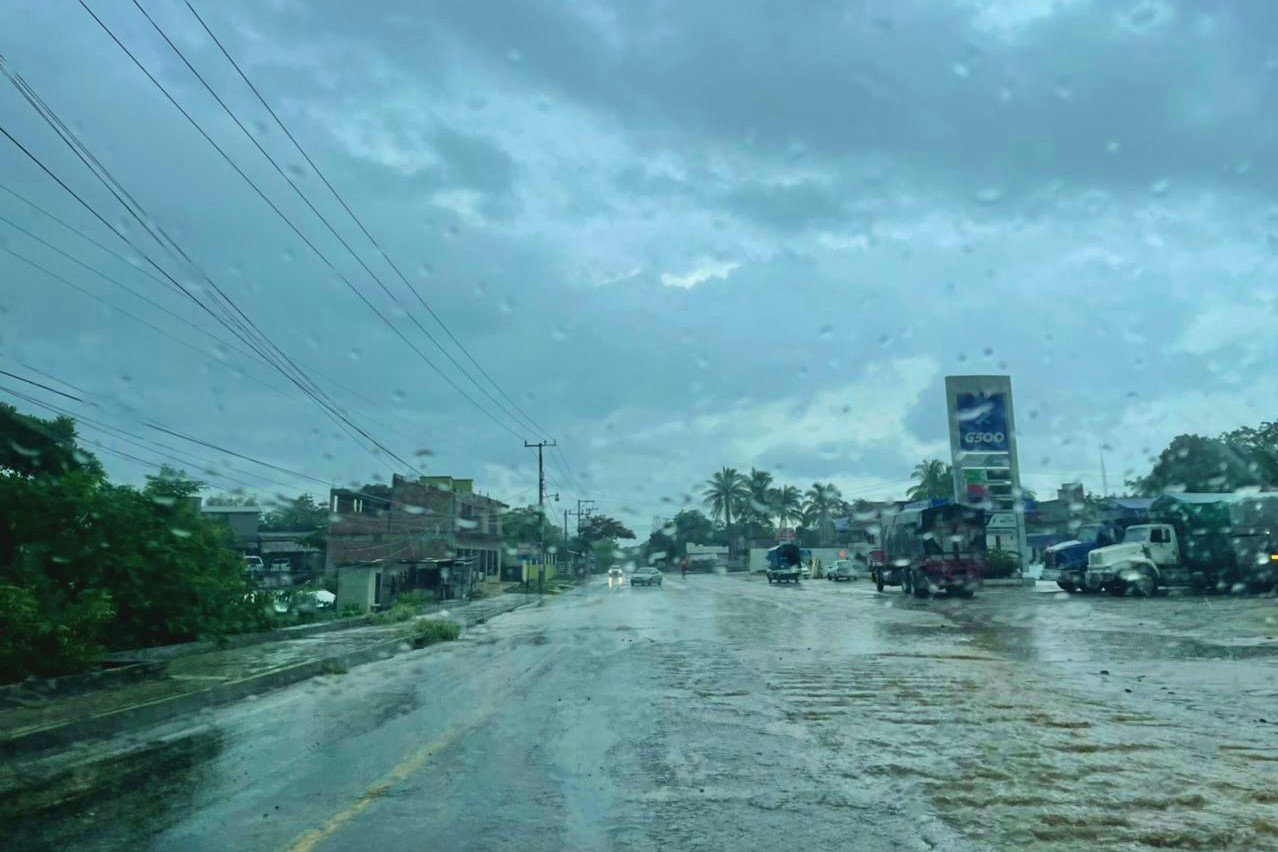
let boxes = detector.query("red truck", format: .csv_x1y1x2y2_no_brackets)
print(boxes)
877,502,987,598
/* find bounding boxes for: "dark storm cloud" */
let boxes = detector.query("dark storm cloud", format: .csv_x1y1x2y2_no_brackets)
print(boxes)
3,0,1278,531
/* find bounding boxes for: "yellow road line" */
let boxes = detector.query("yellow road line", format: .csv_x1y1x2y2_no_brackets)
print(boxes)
283,643,563,852
283,724,469,852
282,725,467,852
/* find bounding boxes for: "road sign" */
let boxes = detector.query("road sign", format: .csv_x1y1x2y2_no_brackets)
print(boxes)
987,512,1017,529
956,392,1009,452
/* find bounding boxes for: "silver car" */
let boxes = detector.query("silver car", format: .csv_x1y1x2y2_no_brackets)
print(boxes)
824,559,860,581
630,566,663,587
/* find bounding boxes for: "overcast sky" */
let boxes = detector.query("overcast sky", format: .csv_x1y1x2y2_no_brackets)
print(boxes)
3,0,1277,532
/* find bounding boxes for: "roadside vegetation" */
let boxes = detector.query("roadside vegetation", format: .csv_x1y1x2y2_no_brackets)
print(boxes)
0,405,270,683
405,618,460,648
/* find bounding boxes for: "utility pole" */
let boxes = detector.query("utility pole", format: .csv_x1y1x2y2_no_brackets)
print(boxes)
576,498,596,537
1099,446,1109,497
525,440,557,592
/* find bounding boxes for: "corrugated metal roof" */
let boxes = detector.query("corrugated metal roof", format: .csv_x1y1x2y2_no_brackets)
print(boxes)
1107,497,1154,509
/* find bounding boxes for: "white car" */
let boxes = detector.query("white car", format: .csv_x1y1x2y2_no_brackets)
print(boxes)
608,566,624,579
630,566,663,587
824,559,862,581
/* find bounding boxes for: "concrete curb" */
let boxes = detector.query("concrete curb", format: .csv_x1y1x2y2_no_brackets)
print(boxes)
0,597,533,762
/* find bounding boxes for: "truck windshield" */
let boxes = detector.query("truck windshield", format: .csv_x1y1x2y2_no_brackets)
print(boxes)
1076,525,1102,542
1125,528,1152,543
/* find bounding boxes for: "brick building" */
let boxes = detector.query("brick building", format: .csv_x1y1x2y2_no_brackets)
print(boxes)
326,475,506,586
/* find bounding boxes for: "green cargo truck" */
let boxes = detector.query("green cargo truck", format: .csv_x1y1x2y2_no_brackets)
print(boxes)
1084,492,1278,595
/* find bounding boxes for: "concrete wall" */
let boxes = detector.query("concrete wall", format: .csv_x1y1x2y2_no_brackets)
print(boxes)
335,566,377,612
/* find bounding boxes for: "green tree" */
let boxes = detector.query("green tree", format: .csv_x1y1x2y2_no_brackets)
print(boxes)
578,514,635,544
643,509,719,565
771,484,803,529
803,482,843,545
1221,421,1278,487
702,467,748,529
143,465,204,503
0,402,103,481
743,468,775,526
0,466,268,682
502,506,563,550
907,459,953,501
1133,434,1258,495
205,493,259,507
261,494,329,531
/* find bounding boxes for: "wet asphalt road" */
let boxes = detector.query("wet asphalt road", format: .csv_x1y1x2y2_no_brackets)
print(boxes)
24,575,1278,851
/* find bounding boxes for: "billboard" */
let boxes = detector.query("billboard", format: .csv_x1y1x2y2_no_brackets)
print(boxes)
955,392,1009,453
945,375,1027,572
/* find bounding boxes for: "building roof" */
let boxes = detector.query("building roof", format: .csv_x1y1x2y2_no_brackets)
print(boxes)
200,505,261,515
1106,497,1154,510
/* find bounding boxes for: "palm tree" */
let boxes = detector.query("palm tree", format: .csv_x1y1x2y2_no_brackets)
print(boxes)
703,467,749,529
803,482,842,545
745,468,774,527
907,458,953,501
771,484,804,529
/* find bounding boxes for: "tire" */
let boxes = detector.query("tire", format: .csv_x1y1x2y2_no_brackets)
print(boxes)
912,572,930,598
1056,581,1077,593
953,589,976,599
875,572,885,593
901,571,913,596
1129,568,1156,598
1106,580,1126,596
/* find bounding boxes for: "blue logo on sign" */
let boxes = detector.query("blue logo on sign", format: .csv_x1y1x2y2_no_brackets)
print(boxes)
956,392,1008,452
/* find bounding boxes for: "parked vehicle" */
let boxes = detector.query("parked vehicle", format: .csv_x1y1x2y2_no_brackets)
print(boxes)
630,566,663,587
825,559,859,581
1084,493,1278,595
879,502,987,597
765,543,805,584
1045,523,1124,593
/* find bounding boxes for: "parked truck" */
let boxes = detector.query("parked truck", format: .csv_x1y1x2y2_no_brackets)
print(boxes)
876,502,987,598
1083,493,1278,595
1044,522,1125,593
765,543,806,584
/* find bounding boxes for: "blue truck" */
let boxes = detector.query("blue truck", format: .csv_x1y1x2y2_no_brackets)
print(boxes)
1044,522,1125,593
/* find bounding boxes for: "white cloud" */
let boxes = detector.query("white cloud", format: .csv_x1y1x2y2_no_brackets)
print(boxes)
1175,299,1278,364
660,258,741,289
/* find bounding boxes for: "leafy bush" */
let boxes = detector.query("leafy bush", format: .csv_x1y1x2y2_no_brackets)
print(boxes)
0,461,271,683
0,584,113,681
394,590,430,608
984,548,1020,579
406,618,460,648
371,604,417,624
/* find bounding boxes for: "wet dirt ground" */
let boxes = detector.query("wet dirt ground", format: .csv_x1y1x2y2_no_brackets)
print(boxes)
16,575,1278,851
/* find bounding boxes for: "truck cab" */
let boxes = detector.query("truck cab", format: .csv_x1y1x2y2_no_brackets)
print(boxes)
1045,523,1123,592
1084,523,1179,595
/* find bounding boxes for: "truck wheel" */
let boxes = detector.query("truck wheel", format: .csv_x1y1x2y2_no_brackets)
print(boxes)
1056,581,1077,593
912,572,930,598
1106,580,1126,596
901,571,912,595
875,573,885,592
1129,568,1156,597
952,588,975,599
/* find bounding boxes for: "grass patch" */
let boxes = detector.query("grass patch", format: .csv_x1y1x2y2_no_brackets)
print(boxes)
406,619,460,649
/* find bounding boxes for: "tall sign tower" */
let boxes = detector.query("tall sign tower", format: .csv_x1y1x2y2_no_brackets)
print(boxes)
944,375,1027,571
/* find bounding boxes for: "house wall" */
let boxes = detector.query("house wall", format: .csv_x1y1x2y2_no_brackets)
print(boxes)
335,566,376,612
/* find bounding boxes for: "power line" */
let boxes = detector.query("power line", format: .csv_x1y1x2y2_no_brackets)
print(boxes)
136,0,540,442
183,0,552,440
0,67,419,474
77,3,526,443
0,188,494,469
